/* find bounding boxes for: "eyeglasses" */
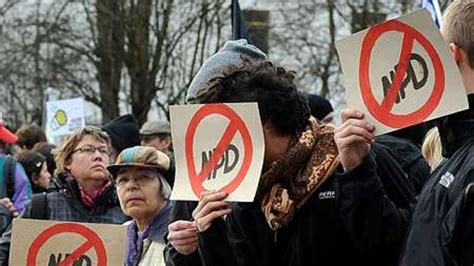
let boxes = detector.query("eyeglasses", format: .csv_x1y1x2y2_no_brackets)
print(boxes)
73,145,110,157
115,172,157,187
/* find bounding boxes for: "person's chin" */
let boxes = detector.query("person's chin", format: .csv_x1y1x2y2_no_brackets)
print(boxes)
126,205,146,217
89,172,107,181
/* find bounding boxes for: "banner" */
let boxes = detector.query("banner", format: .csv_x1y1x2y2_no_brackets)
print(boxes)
46,97,85,138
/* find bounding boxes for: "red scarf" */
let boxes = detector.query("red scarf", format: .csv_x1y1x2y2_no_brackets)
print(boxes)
79,180,112,209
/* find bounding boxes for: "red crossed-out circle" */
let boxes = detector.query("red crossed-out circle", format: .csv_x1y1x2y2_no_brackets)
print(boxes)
185,104,253,197
359,19,445,128
27,223,107,266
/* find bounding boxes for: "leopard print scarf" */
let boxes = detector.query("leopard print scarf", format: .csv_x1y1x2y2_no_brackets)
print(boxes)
257,117,340,230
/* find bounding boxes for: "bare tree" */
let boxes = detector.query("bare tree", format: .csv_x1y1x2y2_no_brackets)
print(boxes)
271,0,342,98
0,0,77,127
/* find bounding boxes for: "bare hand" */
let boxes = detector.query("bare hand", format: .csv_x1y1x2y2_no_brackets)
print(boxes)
167,220,198,255
334,109,375,172
192,191,231,232
0,197,18,217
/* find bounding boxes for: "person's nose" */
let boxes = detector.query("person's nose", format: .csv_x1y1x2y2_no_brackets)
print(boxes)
92,149,104,161
125,177,139,190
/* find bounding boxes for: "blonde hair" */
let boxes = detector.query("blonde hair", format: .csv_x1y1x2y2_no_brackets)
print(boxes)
421,127,444,172
54,126,111,176
441,0,474,68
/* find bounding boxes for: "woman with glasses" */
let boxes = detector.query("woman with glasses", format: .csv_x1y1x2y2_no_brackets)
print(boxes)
0,126,128,265
108,146,172,266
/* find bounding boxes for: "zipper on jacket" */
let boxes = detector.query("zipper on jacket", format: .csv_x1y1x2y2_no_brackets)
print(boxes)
274,230,278,243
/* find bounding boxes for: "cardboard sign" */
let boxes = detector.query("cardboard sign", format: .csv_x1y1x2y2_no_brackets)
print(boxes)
46,97,86,138
10,219,127,266
336,9,469,135
170,103,265,202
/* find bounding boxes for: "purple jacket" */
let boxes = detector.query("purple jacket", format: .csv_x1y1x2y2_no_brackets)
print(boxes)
0,154,32,213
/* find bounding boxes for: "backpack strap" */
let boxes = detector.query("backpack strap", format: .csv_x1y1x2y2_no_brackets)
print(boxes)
30,192,49,220
3,155,16,199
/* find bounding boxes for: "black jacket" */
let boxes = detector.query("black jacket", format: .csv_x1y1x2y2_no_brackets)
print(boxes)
198,173,371,266
197,151,416,266
166,143,417,266
375,134,431,193
400,94,474,266
335,153,414,266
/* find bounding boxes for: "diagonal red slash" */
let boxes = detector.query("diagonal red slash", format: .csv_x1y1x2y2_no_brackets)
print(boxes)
57,240,95,266
185,103,254,197
196,121,239,183
358,18,445,128
27,223,107,266
380,33,415,112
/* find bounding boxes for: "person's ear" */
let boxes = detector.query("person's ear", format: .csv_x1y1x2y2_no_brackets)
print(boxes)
449,43,463,66
64,158,72,171
31,173,39,185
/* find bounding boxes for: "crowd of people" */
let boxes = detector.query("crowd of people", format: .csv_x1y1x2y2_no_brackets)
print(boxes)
0,1,472,265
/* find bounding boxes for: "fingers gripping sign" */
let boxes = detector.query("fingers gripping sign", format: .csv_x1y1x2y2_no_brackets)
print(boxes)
167,221,198,255
192,191,231,232
335,109,375,172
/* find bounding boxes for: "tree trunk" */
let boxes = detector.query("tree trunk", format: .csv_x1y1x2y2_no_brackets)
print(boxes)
95,0,125,123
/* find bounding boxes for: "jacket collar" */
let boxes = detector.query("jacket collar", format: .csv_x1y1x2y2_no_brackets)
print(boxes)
437,94,474,158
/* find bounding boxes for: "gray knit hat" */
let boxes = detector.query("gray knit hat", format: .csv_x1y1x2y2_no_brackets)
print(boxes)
185,39,267,102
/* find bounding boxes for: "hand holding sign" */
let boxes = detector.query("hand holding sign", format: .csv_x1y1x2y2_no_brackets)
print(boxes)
170,103,265,202
336,9,469,135
192,191,231,232
167,221,198,255
334,109,375,172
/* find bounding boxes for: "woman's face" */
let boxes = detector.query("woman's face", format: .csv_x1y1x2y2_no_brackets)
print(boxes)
33,162,51,189
65,135,110,189
115,167,164,222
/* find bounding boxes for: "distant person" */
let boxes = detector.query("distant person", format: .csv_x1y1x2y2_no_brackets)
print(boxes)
16,151,51,194
0,121,32,214
33,142,57,178
421,127,444,172
140,120,172,154
140,120,175,187
109,146,172,266
102,114,140,161
306,94,334,124
15,125,47,151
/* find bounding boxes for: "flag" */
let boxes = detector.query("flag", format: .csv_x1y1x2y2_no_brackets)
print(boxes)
421,0,443,29
231,0,251,42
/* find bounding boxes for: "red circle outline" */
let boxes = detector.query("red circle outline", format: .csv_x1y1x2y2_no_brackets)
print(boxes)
185,104,253,197
27,223,107,266
359,19,445,128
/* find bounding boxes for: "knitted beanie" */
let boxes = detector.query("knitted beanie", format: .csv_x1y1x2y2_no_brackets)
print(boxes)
186,39,267,102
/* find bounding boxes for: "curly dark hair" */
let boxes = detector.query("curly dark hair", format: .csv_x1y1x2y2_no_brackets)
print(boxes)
193,58,310,136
